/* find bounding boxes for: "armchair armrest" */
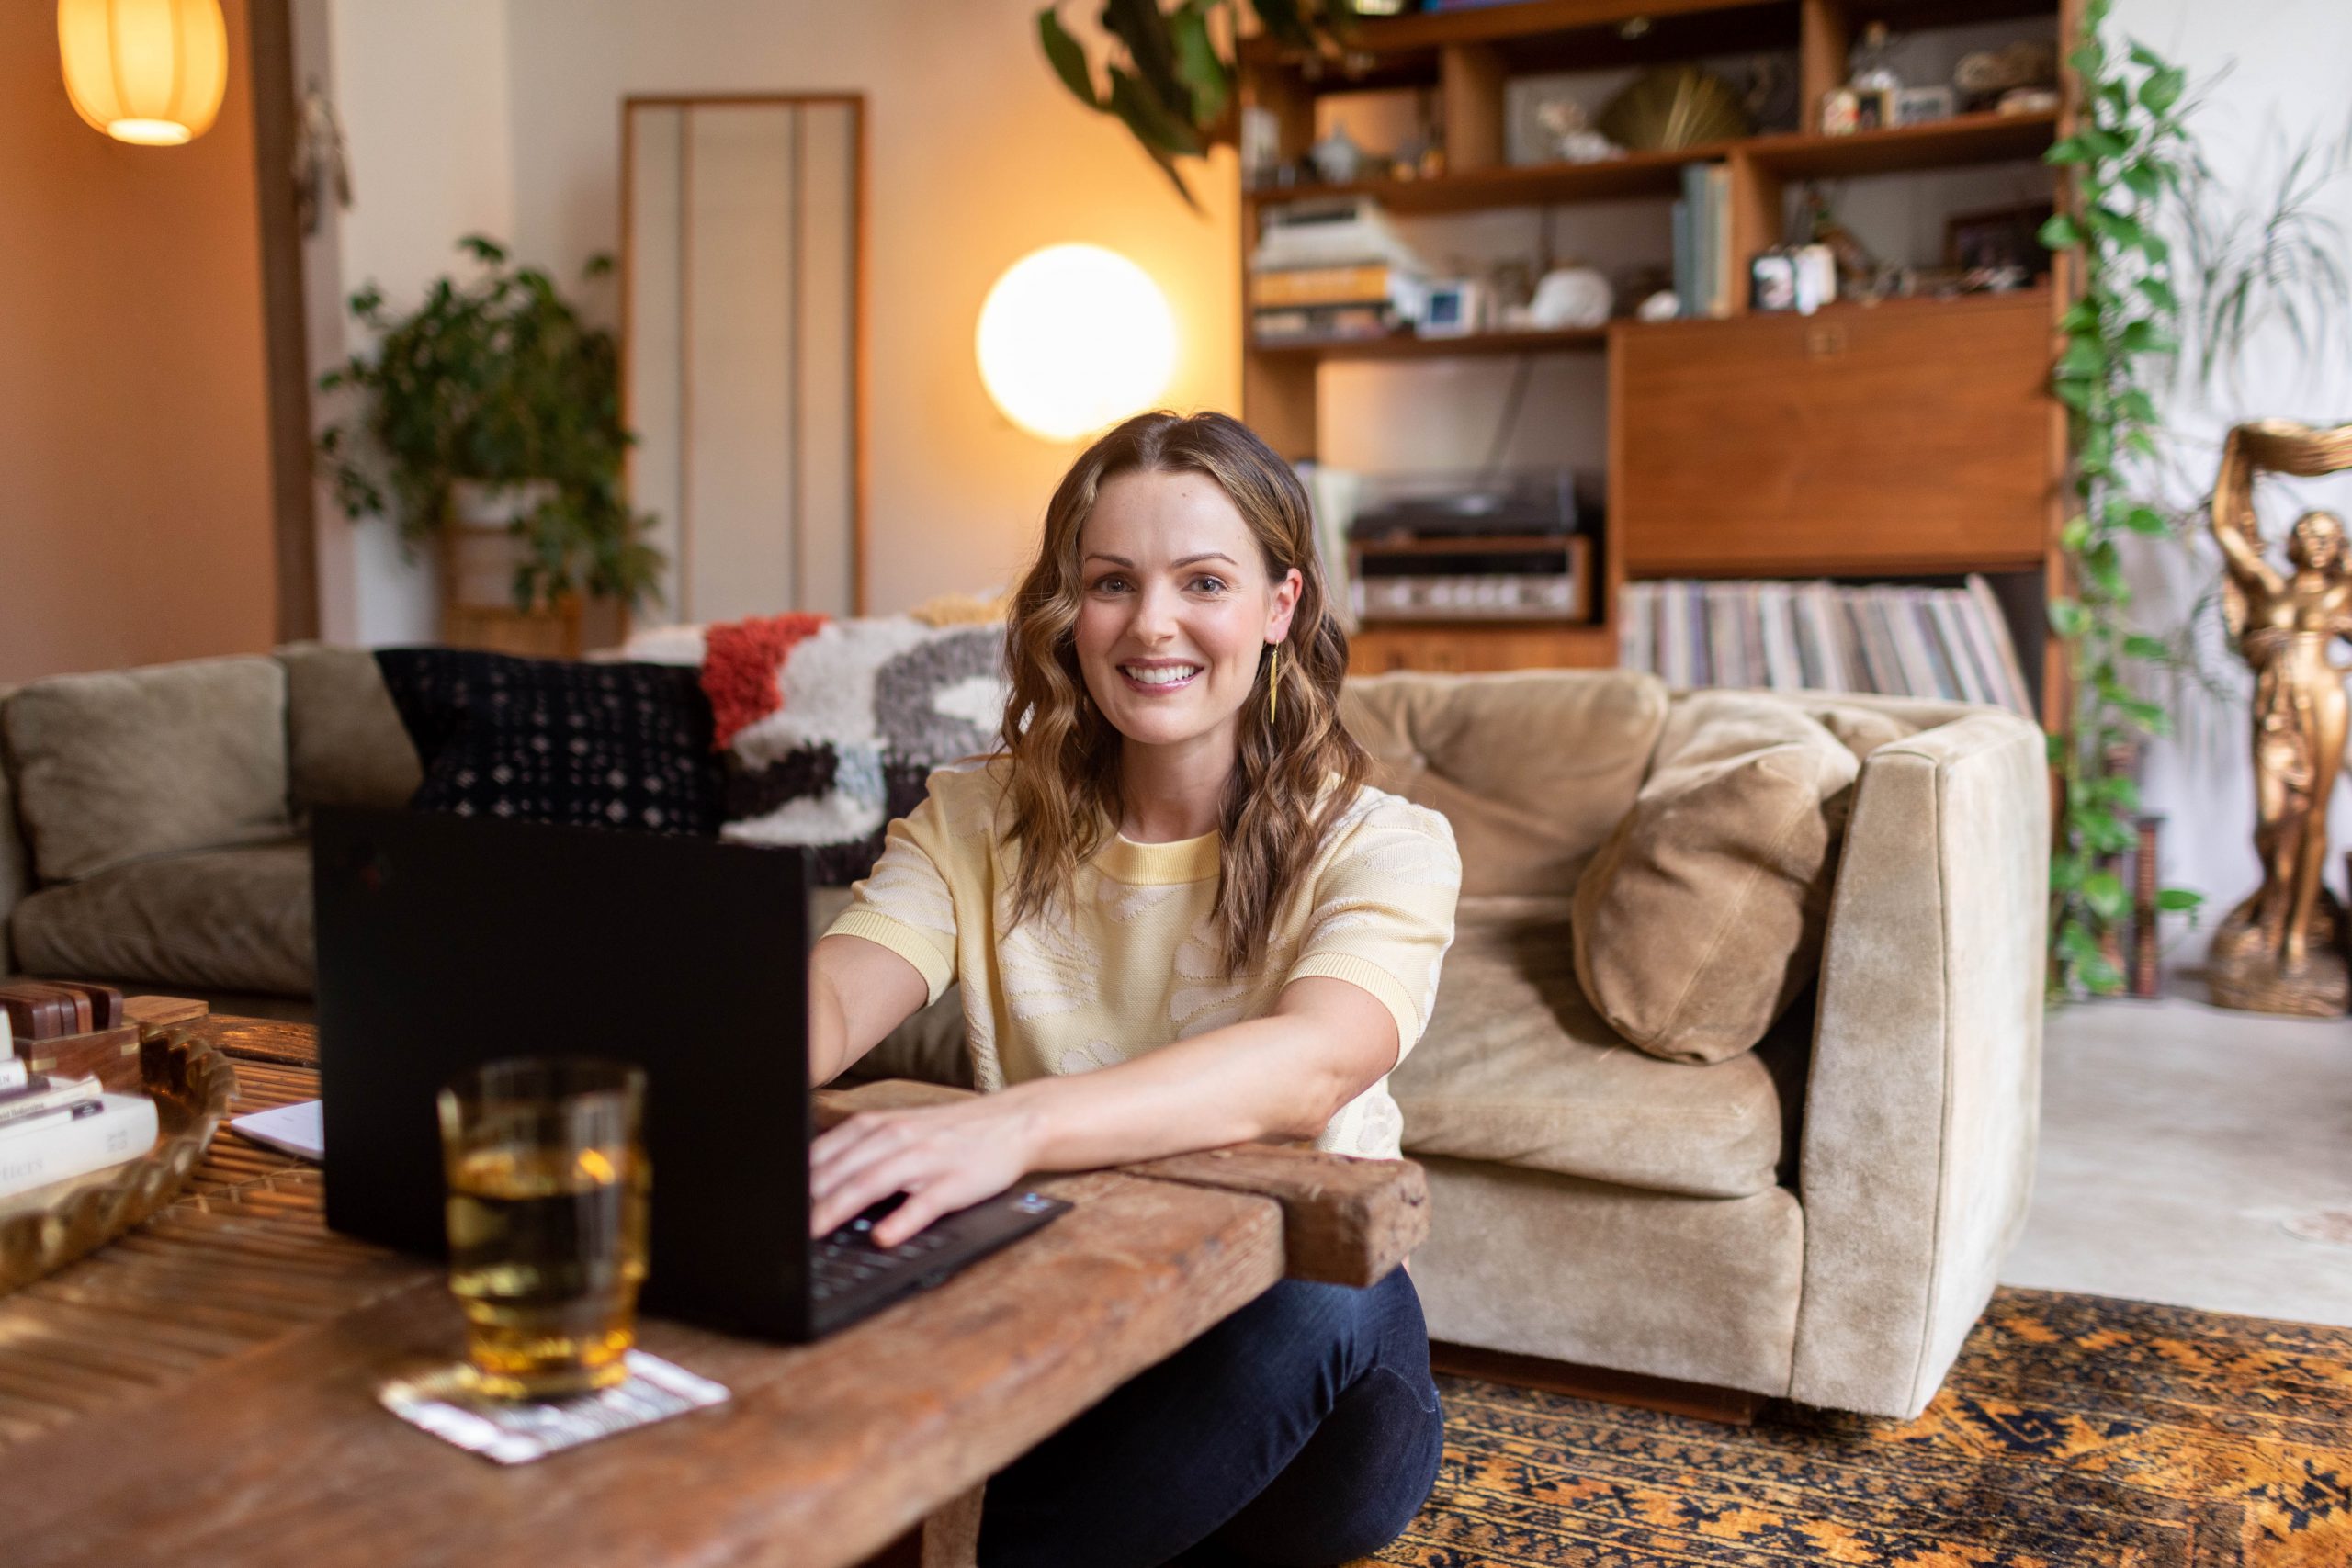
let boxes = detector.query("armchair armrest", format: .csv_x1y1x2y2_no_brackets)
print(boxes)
1789,709,2048,1417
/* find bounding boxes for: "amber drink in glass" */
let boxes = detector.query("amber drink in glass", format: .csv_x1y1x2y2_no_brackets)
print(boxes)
437,1058,650,1399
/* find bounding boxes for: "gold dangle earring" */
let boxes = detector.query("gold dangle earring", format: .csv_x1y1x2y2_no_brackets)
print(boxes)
1266,642,1279,728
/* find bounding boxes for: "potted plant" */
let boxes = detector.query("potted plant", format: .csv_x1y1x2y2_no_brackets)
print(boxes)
317,235,662,641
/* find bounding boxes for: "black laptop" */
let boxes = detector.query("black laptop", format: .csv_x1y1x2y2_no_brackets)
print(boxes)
311,805,1067,1342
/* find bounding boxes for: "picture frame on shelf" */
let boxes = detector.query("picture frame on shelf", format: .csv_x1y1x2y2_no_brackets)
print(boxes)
1822,86,1893,136
1419,278,1487,337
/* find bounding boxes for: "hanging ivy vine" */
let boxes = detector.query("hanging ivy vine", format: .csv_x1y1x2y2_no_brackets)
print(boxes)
2041,0,2203,996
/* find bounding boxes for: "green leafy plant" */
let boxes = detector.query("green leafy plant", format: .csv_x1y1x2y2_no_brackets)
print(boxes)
1036,1,1370,209
2041,0,2203,995
317,234,662,613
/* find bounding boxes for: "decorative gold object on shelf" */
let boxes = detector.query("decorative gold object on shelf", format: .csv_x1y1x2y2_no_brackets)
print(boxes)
2206,419,2352,1015
1597,66,1752,152
0,1009,235,1296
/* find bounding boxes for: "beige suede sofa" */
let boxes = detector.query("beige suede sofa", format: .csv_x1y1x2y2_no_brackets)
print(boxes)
0,651,2047,1420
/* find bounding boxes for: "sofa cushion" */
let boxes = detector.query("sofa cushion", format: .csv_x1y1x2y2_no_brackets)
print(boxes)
277,643,423,815
8,839,312,997
4,657,291,886
1340,670,1668,897
375,649,726,835
1573,693,1860,1065
1391,896,1792,1199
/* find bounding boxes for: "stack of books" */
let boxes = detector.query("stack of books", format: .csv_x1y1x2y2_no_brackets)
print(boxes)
1249,197,1430,344
1672,164,1736,321
1251,262,1430,344
1619,576,2035,716
0,1018,159,1201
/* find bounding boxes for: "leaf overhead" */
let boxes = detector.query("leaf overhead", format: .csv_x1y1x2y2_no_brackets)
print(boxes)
1038,7,1102,107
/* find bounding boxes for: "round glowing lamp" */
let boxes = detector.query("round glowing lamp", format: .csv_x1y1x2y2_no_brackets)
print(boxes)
58,0,229,147
976,245,1177,442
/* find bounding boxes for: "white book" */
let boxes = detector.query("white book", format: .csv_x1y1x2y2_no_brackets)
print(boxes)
1737,582,1769,690
1928,592,1992,705
1797,582,1850,692
1621,581,1648,674
1757,582,1804,691
0,1074,101,1134
1905,590,1963,700
1706,583,1744,687
1877,586,1941,697
1852,591,1903,694
0,1032,21,1090
1965,574,2037,718
0,1092,159,1201
1660,581,1691,688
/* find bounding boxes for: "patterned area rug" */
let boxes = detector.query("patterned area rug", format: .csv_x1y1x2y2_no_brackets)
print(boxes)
1372,1288,2352,1567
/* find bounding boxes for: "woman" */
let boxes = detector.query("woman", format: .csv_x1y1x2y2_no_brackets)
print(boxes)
805,411,1461,1567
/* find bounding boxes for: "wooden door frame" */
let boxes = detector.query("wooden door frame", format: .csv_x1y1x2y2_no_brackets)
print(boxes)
247,0,319,644
619,93,870,619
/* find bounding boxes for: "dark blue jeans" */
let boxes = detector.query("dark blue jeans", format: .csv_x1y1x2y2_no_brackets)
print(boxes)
977,1269,1443,1568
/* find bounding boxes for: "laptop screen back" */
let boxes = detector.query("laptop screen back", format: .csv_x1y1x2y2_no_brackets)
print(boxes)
311,806,814,1340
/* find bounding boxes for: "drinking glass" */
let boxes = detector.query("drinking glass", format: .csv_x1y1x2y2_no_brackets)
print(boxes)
436,1057,650,1399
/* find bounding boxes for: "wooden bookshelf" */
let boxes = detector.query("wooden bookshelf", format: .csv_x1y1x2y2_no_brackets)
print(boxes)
1250,325,1608,361
1239,0,2078,730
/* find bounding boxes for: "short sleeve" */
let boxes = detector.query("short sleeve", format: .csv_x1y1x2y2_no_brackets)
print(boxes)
822,782,961,1005
1283,796,1462,1062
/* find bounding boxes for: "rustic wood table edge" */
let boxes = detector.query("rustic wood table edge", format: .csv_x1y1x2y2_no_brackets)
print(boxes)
0,1013,1429,1568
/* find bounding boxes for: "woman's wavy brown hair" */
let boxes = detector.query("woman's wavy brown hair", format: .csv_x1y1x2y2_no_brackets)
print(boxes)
994,410,1368,980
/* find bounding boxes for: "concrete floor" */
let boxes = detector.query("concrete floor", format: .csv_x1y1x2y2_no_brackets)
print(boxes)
2003,969,2352,1326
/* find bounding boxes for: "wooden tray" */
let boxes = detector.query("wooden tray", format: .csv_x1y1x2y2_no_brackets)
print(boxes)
0,1010,238,1297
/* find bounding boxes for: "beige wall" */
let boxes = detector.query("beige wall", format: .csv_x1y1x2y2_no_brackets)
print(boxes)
0,0,277,682
501,0,1243,616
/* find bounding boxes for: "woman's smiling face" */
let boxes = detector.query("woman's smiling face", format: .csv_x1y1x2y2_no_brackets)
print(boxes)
1072,468,1300,760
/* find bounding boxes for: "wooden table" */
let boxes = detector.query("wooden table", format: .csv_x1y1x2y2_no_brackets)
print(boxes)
0,1017,1427,1568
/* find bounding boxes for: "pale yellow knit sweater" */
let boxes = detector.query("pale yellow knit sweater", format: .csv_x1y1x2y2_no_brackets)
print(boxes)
824,758,1461,1158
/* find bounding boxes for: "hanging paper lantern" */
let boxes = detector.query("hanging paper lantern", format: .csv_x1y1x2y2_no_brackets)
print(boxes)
58,0,230,147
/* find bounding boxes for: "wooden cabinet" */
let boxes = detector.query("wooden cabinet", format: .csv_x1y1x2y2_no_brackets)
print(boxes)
1612,291,2060,577
1349,623,1614,675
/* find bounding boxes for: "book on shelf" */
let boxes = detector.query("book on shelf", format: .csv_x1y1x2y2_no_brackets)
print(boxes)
1671,164,1735,321
1251,301,1407,344
0,1091,159,1201
1252,263,1426,310
1620,576,2034,716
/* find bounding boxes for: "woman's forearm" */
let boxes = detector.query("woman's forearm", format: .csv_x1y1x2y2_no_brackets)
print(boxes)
1001,1010,1357,1173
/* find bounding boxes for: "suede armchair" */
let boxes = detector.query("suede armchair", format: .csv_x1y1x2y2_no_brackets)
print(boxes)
842,671,2046,1419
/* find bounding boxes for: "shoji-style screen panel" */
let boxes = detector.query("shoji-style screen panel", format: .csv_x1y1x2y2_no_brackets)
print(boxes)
624,96,864,624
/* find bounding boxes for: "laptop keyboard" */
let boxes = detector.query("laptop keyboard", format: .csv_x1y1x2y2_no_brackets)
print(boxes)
810,1195,958,1303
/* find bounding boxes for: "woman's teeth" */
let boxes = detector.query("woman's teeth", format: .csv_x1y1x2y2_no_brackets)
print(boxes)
1122,664,1200,686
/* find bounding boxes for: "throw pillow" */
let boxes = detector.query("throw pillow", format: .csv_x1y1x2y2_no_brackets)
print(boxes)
276,642,424,816
1573,693,1861,1065
698,614,1010,886
4,656,291,885
374,649,724,836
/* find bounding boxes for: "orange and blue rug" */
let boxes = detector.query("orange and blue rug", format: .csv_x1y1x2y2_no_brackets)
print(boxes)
1375,1288,2352,1566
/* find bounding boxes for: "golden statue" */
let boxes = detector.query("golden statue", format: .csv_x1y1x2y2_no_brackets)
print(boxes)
2206,418,2352,1015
